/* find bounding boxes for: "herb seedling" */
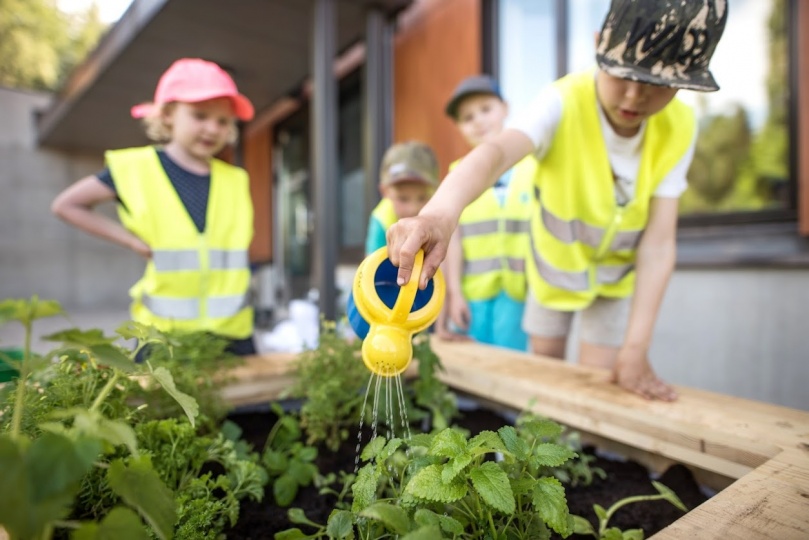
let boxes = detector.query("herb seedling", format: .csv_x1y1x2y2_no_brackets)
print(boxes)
571,480,688,540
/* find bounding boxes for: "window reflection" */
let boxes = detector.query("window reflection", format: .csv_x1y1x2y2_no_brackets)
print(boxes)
498,0,557,115
678,0,790,216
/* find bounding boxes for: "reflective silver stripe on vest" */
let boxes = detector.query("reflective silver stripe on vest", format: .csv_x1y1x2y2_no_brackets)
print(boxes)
152,250,200,272
530,244,589,291
504,219,530,234
610,230,643,251
464,257,525,276
541,207,603,248
596,264,635,285
507,257,525,272
529,236,635,291
143,293,248,320
464,258,501,275
208,294,249,318
209,249,249,270
535,187,643,251
459,221,499,237
143,295,199,320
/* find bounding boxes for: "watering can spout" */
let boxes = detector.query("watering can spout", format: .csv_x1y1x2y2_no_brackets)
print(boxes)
347,248,445,376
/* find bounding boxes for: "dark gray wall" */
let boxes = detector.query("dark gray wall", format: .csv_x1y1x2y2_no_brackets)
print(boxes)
0,87,143,311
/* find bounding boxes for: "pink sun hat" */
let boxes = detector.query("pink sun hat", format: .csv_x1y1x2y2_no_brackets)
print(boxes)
131,58,254,121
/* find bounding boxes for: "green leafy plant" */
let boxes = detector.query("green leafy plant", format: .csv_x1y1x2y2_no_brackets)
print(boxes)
126,327,242,430
571,481,688,540
0,297,276,540
411,334,459,432
261,403,320,507
0,297,198,539
286,321,369,451
287,325,460,453
513,410,605,488
278,418,578,539
139,418,267,539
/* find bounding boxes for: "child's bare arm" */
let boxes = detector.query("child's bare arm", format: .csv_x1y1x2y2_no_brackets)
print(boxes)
615,197,679,401
443,231,470,328
51,176,152,259
388,129,534,289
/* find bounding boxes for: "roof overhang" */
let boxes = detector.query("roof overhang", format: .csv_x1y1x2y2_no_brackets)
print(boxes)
37,0,410,153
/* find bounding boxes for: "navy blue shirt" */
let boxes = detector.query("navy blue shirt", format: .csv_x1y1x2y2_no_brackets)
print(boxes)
97,149,210,233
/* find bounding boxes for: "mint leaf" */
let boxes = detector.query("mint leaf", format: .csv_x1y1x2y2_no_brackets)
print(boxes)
359,502,411,534
469,461,515,514
532,476,572,536
406,464,466,503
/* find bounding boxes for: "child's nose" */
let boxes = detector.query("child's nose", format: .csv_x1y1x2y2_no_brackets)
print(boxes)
624,82,647,101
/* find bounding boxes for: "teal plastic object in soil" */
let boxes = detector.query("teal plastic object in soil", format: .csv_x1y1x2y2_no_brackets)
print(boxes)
0,348,22,382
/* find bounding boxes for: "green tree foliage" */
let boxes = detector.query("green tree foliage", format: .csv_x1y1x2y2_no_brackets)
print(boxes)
682,0,790,215
0,0,107,91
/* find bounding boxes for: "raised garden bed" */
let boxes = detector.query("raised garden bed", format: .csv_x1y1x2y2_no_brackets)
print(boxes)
221,338,809,539
223,400,708,538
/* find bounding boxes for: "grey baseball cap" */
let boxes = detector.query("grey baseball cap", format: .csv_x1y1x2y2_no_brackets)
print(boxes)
445,75,504,118
596,0,728,92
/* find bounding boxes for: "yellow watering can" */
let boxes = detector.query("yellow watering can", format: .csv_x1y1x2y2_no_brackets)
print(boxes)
347,247,445,376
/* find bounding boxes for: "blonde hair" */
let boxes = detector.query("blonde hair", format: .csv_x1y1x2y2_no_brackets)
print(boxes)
139,101,239,145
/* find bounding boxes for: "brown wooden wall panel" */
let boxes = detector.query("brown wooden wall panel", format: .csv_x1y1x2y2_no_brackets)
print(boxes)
242,128,273,263
393,0,481,178
798,0,809,236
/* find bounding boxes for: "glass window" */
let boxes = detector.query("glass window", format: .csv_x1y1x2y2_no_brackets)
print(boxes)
677,0,791,218
498,0,558,114
567,0,610,73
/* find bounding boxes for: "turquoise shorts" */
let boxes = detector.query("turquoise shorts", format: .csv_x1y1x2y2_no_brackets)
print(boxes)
463,291,528,352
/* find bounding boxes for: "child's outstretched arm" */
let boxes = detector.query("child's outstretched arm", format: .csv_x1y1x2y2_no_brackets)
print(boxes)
51,176,152,259
387,129,534,289
614,197,679,401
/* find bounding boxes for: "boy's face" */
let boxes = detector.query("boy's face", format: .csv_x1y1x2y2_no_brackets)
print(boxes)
454,94,509,148
383,181,433,220
164,98,236,160
595,71,679,137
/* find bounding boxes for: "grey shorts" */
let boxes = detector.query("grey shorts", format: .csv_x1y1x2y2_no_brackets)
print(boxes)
521,293,631,348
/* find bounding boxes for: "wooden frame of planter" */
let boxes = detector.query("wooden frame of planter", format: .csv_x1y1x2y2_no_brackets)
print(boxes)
222,339,809,539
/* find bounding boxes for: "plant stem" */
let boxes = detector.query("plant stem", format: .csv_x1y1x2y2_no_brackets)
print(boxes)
600,493,667,537
10,308,34,439
90,370,121,412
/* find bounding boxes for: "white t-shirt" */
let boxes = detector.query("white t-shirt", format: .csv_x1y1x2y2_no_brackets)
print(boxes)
507,83,697,205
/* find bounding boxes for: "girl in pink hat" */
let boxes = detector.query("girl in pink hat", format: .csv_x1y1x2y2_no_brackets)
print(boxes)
51,58,258,357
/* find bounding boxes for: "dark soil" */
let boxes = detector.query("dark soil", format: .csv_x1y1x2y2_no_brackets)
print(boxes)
225,406,708,539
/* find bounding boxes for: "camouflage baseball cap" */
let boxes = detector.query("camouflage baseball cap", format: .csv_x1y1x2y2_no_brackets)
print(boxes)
380,141,440,189
595,0,728,92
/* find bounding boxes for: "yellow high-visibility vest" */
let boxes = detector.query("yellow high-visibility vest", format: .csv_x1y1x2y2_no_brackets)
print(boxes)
527,70,695,310
370,198,397,231
452,157,535,301
108,146,254,338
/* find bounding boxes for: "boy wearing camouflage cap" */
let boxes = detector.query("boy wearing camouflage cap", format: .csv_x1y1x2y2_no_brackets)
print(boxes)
385,0,728,401
365,141,439,255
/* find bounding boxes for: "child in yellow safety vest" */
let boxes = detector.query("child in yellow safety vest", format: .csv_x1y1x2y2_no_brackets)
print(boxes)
384,0,728,401
365,141,439,256
51,58,258,356
435,75,534,351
